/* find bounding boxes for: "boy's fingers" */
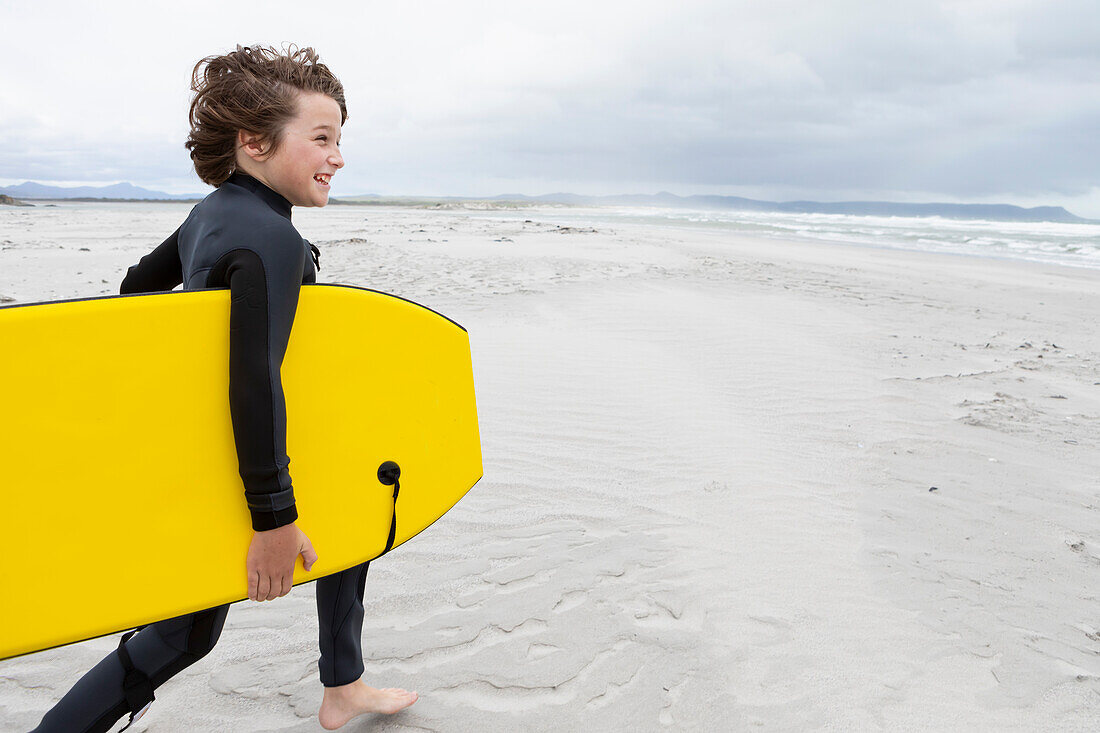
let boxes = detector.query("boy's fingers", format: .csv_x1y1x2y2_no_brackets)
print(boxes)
256,573,272,602
302,545,319,572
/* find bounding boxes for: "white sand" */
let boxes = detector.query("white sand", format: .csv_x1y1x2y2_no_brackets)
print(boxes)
1,202,1098,731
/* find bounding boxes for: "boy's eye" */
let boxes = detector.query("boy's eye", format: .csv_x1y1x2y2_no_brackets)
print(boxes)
317,136,327,142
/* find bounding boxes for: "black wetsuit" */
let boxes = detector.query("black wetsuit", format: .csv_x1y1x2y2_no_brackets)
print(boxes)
33,173,370,733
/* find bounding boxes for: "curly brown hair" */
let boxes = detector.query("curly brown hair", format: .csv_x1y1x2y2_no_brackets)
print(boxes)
185,44,348,186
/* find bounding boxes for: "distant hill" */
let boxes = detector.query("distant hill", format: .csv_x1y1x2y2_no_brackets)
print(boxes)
5,180,1093,223
339,191,1093,223
0,181,201,200
482,192,1092,224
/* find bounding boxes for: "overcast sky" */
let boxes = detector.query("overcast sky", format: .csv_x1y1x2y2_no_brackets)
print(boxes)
2,0,1098,214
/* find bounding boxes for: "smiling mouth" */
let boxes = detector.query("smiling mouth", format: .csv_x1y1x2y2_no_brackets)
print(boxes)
313,173,332,186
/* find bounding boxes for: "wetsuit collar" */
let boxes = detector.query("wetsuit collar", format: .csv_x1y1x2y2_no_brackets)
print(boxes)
225,171,293,220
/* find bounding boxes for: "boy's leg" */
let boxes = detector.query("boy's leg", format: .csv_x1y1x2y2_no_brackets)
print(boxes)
315,564,419,728
31,605,229,733
316,562,369,687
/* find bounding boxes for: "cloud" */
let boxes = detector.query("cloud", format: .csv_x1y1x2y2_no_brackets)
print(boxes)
1,0,1097,208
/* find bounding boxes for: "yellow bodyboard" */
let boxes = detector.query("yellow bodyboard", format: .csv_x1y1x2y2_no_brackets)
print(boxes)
0,284,481,660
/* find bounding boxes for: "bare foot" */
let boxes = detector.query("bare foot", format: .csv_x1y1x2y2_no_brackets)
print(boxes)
318,680,418,730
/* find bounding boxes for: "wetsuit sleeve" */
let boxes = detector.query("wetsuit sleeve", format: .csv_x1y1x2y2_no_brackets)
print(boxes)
119,228,184,294
208,228,305,532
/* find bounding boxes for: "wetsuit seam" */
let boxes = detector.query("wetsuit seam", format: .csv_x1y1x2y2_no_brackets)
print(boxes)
332,603,357,644
325,563,369,686
325,569,347,683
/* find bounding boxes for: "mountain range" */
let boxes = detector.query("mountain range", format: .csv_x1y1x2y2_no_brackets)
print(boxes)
488,192,1094,223
2,181,1094,224
0,181,197,201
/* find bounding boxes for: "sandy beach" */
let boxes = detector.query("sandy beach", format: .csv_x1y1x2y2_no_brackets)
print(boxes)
1,202,1098,731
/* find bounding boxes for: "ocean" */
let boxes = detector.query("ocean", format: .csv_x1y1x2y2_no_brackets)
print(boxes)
4,200,1099,271
477,205,1100,270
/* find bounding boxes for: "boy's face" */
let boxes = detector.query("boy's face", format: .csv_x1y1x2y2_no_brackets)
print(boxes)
258,92,344,208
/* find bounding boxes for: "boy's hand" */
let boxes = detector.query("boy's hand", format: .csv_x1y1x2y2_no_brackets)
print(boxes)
246,522,318,601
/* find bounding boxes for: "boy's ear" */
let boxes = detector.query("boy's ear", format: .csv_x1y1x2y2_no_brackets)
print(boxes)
237,130,268,161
